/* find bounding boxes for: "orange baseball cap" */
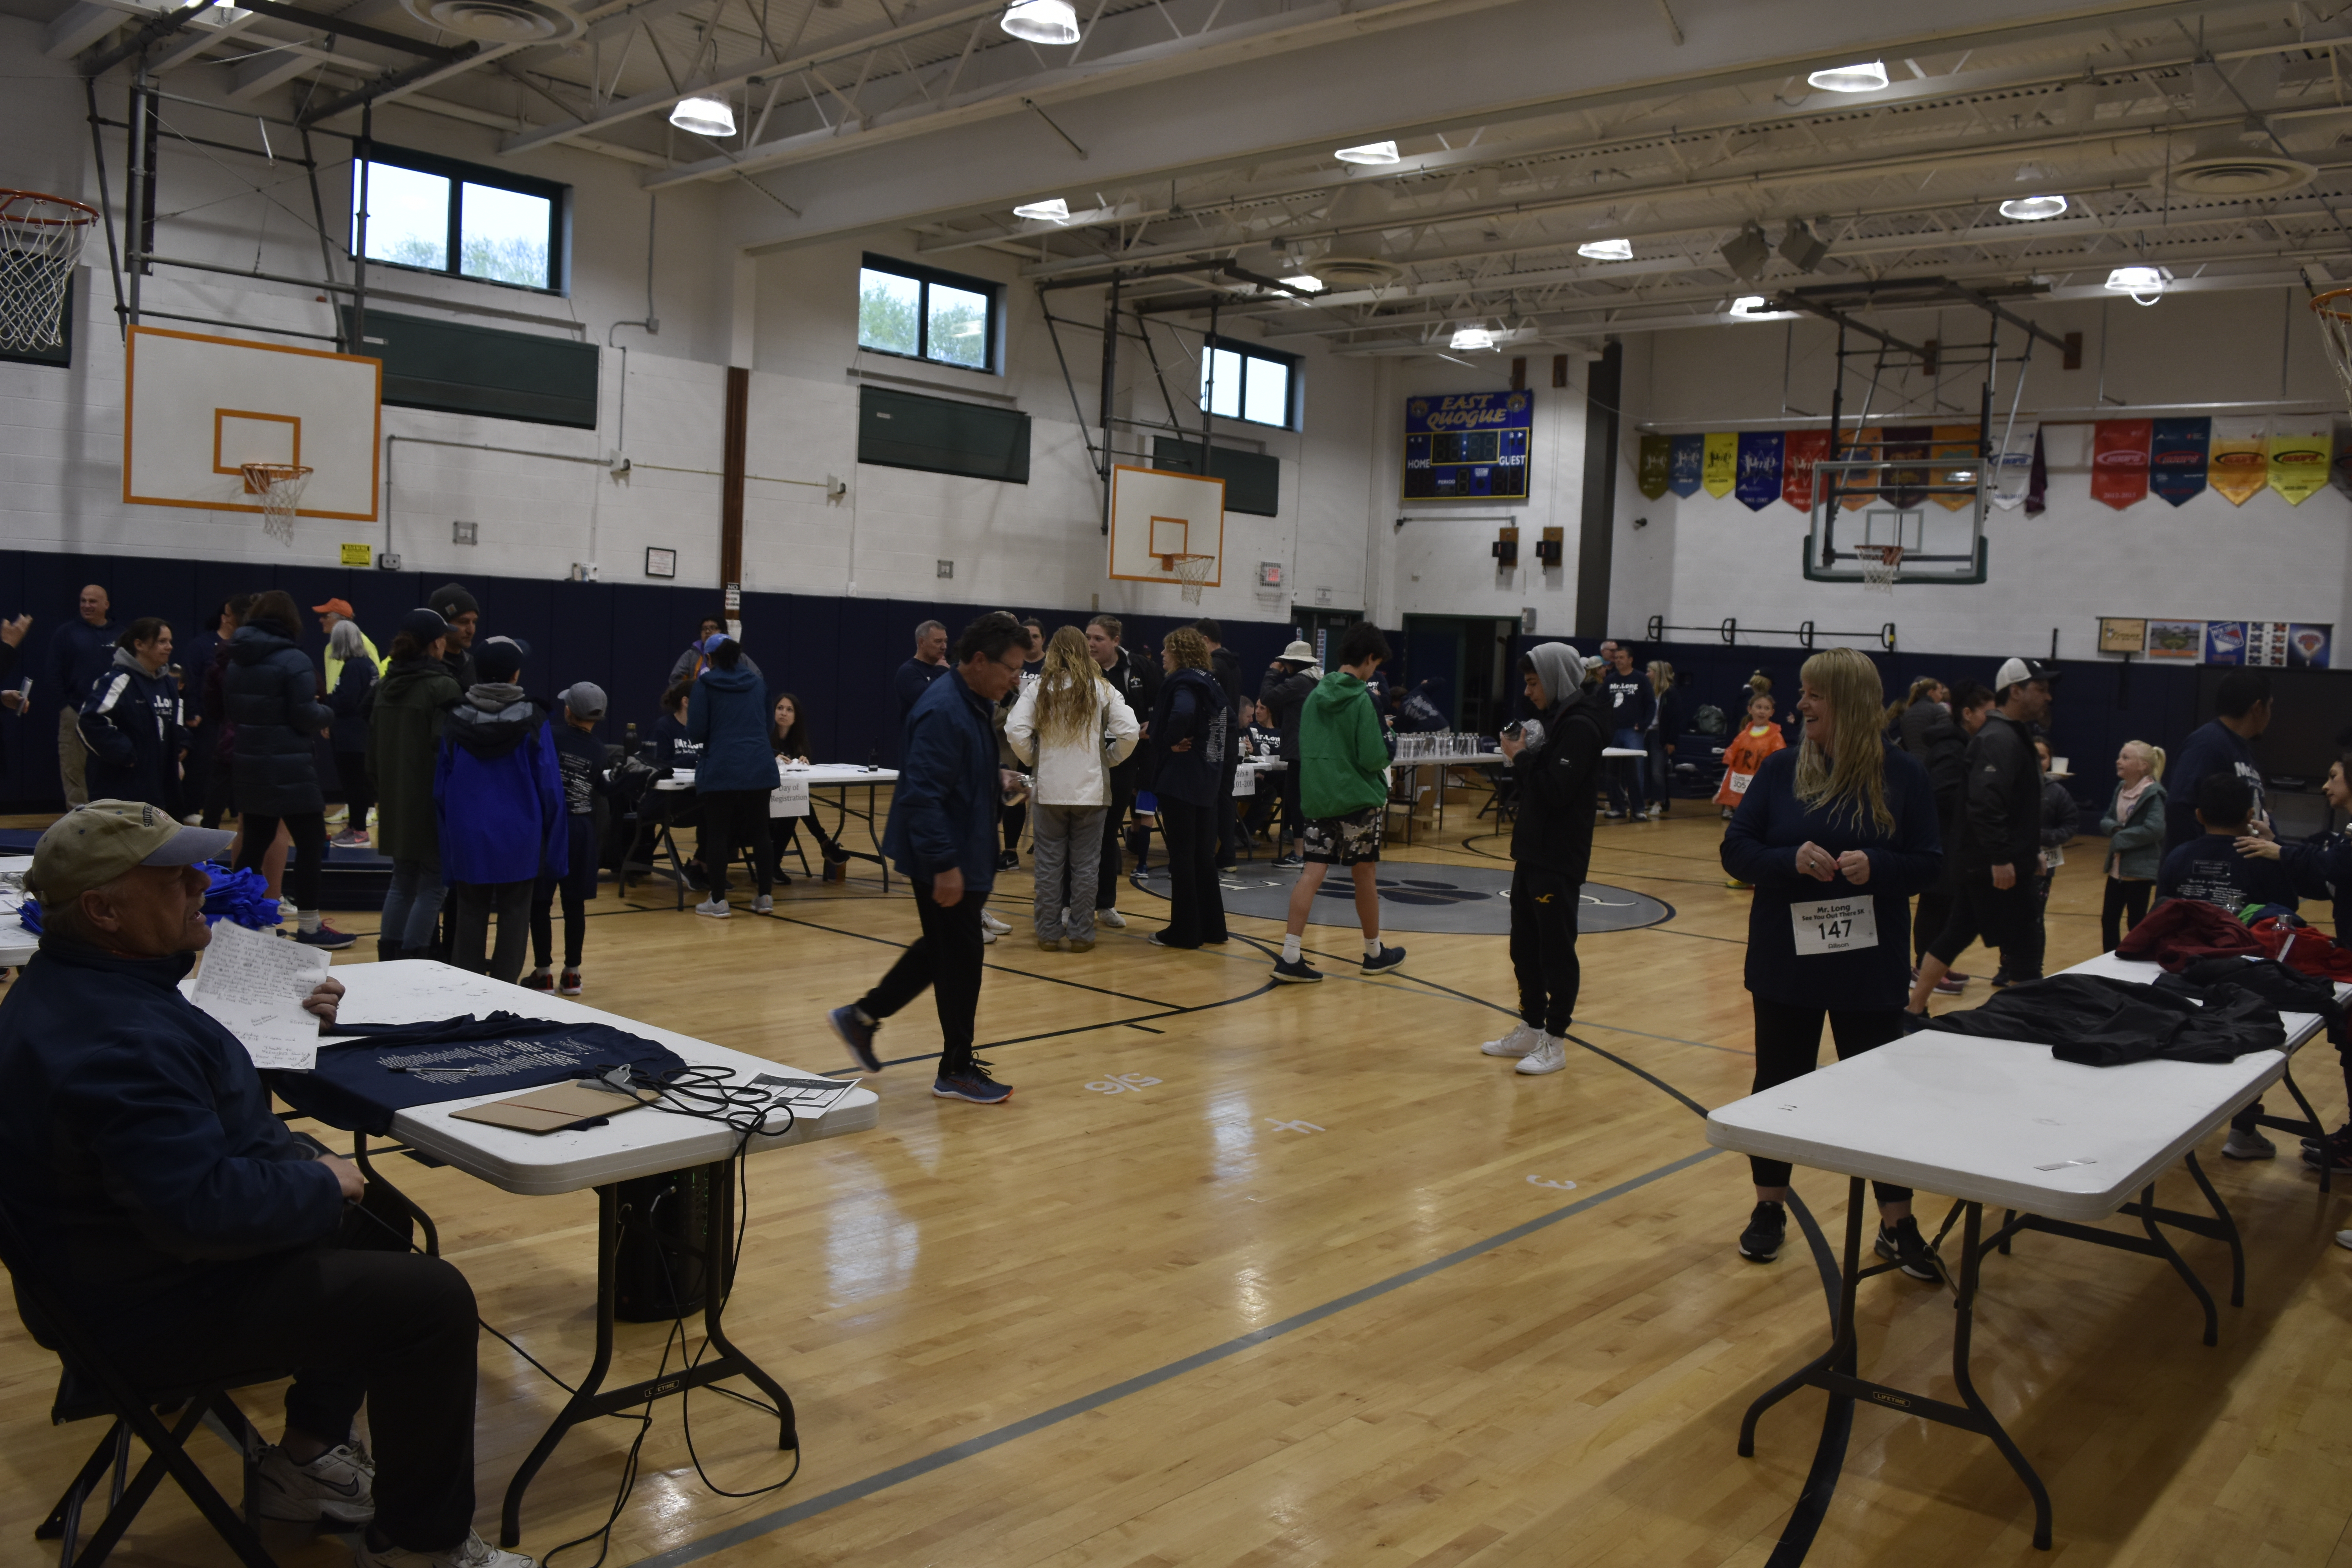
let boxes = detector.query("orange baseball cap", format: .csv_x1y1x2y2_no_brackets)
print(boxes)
312,597,355,617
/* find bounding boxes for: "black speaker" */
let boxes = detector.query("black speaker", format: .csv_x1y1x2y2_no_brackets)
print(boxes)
614,1166,713,1322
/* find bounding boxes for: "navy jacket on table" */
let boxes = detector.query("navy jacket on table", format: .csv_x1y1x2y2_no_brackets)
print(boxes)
2163,720,2266,857
1721,743,1944,1010
1147,668,1229,807
0,938,345,1330
685,664,773,791
45,616,120,711
883,668,1000,894
2156,837,2300,913
79,648,185,814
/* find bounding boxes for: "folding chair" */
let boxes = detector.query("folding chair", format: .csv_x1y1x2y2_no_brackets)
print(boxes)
0,1205,285,1568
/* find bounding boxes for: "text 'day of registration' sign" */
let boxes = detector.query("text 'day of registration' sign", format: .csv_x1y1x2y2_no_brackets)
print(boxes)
1791,896,1878,955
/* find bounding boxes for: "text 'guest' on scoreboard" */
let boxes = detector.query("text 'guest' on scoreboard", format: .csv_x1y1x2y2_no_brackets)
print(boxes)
1402,390,1533,501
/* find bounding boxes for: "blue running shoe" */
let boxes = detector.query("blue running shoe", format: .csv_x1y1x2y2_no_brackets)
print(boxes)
829,1004,881,1072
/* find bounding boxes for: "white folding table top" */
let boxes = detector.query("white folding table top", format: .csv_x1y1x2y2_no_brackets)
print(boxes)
0,854,34,967
658,762,898,792
1708,950,2335,1221
316,962,878,1196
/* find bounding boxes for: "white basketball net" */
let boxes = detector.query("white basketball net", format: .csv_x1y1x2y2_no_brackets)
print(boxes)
0,189,96,354
2312,290,2352,420
242,463,313,544
1857,543,1903,594
1172,553,1214,604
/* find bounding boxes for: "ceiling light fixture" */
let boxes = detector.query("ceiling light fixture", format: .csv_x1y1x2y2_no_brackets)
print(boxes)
1012,197,1071,223
999,0,1080,45
1998,194,2070,221
1335,140,1401,165
1577,238,1633,261
2104,264,2171,305
1730,295,1771,317
1807,60,1889,93
1777,219,1828,272
1279,274,1326,292
1719,221,1770,281
668,95,735,136
1449,324,1497,350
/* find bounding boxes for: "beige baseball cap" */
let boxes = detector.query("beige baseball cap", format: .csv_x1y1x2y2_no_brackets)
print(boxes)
26,800,235,906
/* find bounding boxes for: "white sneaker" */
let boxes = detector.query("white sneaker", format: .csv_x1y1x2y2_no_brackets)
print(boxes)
278,898,298,920
1480,1022,1541,1058
752,894,773,913
2223,1127,2276,1160
1514,1034,1568,1075
695,899,731,919
256,1441,375,1524
1100,909,1127,929
2336,1229,2352,1251
980,909,1010,935
981,923,998,944
354,1529,535,1568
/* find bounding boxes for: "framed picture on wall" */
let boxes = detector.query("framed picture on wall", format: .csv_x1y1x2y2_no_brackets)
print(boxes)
2096,617,2147,655
645,546,677,579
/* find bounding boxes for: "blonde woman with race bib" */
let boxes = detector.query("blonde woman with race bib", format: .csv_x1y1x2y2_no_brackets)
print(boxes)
1719,646,1944,1276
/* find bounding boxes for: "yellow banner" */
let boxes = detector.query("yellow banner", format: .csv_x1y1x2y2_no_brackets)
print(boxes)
1702,432,1737,498
2269,430,2330,505
1929,424,1979,512
2208,432,2267,506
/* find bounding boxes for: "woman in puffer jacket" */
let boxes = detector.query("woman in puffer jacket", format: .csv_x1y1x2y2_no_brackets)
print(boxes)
79,617,186,818
224,590,351,948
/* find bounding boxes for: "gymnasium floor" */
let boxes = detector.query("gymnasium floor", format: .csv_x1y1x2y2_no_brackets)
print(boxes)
6,795,2352,1567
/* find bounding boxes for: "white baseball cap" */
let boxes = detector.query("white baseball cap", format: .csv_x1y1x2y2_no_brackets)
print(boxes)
1994,657,2062,691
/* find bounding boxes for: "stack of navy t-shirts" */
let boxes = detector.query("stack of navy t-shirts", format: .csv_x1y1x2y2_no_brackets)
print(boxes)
273,1012,689,1134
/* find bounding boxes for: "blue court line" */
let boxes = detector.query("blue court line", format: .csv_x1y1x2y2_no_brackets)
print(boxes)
626,1145,1722,1568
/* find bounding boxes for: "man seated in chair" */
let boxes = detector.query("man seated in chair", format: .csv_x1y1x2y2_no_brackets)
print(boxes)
0,801,532,1568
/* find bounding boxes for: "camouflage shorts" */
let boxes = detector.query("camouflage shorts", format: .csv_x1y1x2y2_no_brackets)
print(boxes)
1301,806,1383,866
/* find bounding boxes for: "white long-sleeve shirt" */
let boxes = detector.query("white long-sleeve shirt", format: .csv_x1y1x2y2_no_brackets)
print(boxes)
1004,673,1140,807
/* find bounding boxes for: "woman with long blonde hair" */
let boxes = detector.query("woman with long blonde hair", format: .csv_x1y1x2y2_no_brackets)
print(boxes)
1005,626,1141,950
1644,658,1680,817
1719,645,1944,1275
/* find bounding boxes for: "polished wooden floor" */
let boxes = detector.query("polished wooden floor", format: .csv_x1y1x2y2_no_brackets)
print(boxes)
7,792,2352,1568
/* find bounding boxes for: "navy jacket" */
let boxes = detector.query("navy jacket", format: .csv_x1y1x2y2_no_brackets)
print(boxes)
0,938,344,1328
1149,667,1228,807
223,625,332,815
1722,742,1944,1010
2157,836,2300,913
883,668,1000,892
436,686,565,884
2279,826,2352,931
686,664,773,791
2165,720,2267,857
79,650,184,814
45,616,120,711
323,650,377,754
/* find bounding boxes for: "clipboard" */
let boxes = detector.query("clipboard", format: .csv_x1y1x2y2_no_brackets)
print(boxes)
450,1078,657,1134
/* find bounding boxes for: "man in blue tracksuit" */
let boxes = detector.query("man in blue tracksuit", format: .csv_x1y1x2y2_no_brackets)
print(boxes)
46,582,119,806
1600,643,1655,820
831,613,1031,1104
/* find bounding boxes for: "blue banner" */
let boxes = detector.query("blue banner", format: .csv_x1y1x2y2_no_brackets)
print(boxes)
2150,417,2210,507
1668,433,1704,497
1401,390,1532,501
1735,431,1784,511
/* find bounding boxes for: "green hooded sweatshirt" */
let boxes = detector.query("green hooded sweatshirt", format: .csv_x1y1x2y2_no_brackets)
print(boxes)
1297,670,1389,818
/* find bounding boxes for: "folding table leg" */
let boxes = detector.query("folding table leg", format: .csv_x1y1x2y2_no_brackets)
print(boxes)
700,1158,797,1448
1949,1203,2054,1551
502,1185,621,1548
352,1131,441,1257
2134,1181,2220,1347
2181,1152,2245,1309
1740,1177,1865,1455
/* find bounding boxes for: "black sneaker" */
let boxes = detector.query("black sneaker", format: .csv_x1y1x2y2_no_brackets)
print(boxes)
1272,956,1323,984
829,1005,882,1072
1361,944,1406,976
2303,1142,2352,1175
1738,1200,1786,1262
997,849,1020,870
1875,1216,1942,1282
933,1059,1012,1104
1272,854,1305,869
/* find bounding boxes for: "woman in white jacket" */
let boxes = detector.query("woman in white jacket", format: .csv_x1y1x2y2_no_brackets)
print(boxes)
1007,625,1141,951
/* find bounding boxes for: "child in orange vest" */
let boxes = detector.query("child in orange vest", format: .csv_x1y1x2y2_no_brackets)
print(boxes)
1715,686,1788,820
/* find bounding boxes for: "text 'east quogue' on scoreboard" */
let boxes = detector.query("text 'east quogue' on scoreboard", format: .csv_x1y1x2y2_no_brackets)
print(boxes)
1402,390,1533,501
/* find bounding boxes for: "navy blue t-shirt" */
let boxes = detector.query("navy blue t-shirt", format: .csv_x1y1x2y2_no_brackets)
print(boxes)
2156,836,2301,914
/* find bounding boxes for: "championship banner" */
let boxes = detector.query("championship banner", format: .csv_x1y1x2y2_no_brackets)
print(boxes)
1782,429,1831,511
1989,421,2037,511
1929,425,1978,512
1701,432,1737,498
1734,431,1783,511
2149,417,2210,507
1637,433,1671,500
1668,433,1704,497
2090,419,2152,510
1880,425,1932,508
2270,429,2330,505
2209,423,2267,505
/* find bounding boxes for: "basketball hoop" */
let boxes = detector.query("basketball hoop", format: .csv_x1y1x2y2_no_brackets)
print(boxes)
241,462,313,544
1856,543,1904,594
0,189,96,354
2310,288,2352,419
1169,552,1214,605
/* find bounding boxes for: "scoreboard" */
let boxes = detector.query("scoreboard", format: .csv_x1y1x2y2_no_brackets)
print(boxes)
1402,390,1532,501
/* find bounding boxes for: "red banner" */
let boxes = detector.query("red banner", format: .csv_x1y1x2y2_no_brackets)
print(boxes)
2091,419,2153,510
1782,430,1831,511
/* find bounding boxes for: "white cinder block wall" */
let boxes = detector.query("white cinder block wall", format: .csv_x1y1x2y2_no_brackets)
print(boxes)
1606,289,2352,659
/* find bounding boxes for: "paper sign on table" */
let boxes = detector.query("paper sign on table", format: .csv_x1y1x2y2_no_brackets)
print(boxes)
190,919,331,1069
769,772,810,818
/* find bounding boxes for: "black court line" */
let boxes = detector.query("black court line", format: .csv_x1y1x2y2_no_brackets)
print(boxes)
820,981,1282,1076
626,1146,1722,1568
1578,1019,1753,1057
768,910,1188,1011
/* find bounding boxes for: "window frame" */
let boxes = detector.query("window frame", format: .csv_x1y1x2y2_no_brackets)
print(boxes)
1198,334,1300,430
351,143,569,296
857,252,1002,375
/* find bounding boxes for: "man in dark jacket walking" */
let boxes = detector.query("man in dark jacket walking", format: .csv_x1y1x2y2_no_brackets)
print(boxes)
1907,657,2056,1014
1259,639,1320,865
47,582,118,806
1479,642,1606,1076
831,613,1031,1105
1196,618,1246,870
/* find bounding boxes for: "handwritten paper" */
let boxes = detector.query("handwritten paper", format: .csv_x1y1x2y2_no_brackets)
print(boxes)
191,919,332,1070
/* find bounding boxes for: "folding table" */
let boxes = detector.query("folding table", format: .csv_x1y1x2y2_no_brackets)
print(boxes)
278,962,880,1547
647,762,899,904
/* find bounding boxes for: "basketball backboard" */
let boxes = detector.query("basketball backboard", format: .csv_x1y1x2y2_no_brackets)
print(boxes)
1803,456,1987,584
1108,465,1224,586
124,326,381,521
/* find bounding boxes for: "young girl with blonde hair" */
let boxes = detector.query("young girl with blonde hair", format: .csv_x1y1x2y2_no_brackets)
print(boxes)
2096,739,2167,951
1005,626,1141,950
